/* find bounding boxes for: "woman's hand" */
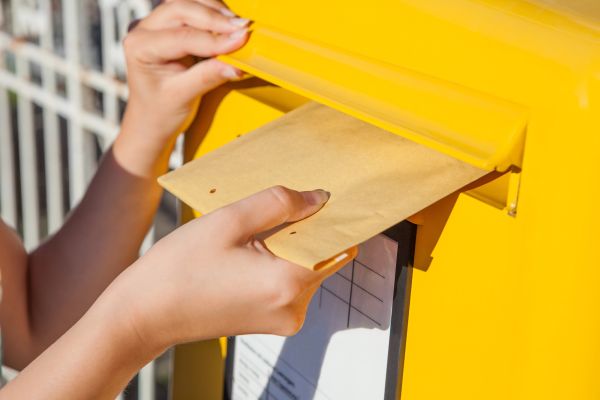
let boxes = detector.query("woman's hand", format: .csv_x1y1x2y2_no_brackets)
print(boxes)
114,0,249,177
1,188,349,400
114,186,352,352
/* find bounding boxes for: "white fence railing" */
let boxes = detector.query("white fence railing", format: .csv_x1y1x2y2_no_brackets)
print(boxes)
0,1,176,399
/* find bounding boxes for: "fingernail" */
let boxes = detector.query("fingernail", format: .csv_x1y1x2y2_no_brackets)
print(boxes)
229,17,250,27
304,190,331,206
222,66,241,79
219,8,236,18
228,28,248,41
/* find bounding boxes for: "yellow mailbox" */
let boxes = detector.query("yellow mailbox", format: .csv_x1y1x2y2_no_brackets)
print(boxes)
169,1,600,399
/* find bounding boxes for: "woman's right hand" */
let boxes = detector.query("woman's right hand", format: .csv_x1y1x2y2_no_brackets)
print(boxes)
0,187,352,400
114,186,352,353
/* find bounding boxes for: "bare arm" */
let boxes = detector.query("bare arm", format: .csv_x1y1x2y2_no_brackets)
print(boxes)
1,187,345,400
0,279,155,400
3,139,170,369
0,0,248,370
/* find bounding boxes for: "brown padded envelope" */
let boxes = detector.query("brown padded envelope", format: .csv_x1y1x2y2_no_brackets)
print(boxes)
159,102,487,269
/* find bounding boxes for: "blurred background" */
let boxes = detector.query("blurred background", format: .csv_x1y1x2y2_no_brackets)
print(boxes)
0,0,180,398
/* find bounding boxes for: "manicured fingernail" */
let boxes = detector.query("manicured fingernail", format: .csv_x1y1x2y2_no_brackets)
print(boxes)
222,66,241,79
219,8,236,18
229,17,250,27
304,190,331,206
228,28,248,41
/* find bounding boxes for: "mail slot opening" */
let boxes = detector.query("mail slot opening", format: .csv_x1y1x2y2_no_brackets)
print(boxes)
186,80,522,215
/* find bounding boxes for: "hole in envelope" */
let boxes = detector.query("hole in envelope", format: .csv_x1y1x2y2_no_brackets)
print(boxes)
290,231,297,235
209,188,216,194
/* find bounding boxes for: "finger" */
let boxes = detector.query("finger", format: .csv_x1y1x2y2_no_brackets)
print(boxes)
140,0,248,33
164,0,229,14
218,186,331,243
168,59,243,104
125,27,248,64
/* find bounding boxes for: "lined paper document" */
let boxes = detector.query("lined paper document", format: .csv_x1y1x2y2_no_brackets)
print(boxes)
230,233,398,400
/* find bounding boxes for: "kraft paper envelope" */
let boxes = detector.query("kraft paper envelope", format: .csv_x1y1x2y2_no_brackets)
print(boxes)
159,102,487,270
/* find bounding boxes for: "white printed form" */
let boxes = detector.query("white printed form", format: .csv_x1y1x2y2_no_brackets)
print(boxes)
231,234,399,400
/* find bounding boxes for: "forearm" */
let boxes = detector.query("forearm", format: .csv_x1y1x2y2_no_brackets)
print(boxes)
2,0,250,373
23,115,175,363
0,280,162,400
1,184,340,398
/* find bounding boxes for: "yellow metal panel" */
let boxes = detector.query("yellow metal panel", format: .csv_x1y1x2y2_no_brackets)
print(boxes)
405,194,524,399
220,28,528,171
176,1,600,399
404,98,600,399
171,340,226,400
222,0,600,171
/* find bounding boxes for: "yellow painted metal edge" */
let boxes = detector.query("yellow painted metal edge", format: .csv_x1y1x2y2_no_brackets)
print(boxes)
220,25,529,171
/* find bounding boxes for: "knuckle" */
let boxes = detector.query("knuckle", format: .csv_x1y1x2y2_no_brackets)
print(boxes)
206,7,230,25
175,26,196,42
268,186,296,216
122,31,135,50
194,61,223,85
122,31,142,58
144,2,171,22
166,0,195,19
169,0,187,14
211,207,245,234
159,0,177,12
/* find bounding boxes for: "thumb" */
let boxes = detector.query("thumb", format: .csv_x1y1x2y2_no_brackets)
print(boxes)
217,186,330,243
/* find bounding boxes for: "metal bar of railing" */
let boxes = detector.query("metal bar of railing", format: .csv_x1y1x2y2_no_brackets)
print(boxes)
63,0,88,206
138,228,157,400
39,0,64,233
100,0,120,153
0,87,17,228
0,69,120,142
14,59,40,249
0,33,129,100
139,362,156,400
10,0,39,248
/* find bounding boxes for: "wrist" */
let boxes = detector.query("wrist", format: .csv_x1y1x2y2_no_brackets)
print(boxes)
114,104,178,179
107,259,178,354
95,273,169,362
1,284,162,400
